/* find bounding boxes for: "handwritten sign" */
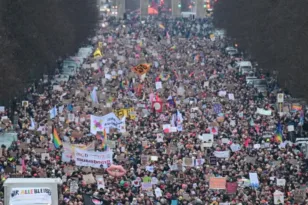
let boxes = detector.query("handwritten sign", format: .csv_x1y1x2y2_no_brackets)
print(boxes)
131,64,151,75
114,108,136,120
209,177,226,189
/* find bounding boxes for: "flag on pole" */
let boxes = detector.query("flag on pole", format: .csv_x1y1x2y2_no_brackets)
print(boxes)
299,110,305,126
22,157,26,173
102,129,108,150
90,88,98,103
274,122,283,143
53,127,62,148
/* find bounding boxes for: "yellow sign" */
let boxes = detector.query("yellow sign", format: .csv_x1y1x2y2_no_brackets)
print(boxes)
98,41,103,49
93,48,102,58
131,64,151,75
114,108,136,120
210,34,215,41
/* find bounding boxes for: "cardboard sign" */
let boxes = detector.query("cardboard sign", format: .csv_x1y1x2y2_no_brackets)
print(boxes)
141,155,149,165
209,177,226,189
294,189,306,203
71,131,83,139
182,158,194,167
131,64,151,75
64,166,75,176
83,174,96,184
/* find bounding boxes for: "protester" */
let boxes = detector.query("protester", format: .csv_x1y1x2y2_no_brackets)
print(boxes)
0,14,307,205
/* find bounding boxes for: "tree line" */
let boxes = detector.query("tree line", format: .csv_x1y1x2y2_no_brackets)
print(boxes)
0,0,98,105
213,0,308,101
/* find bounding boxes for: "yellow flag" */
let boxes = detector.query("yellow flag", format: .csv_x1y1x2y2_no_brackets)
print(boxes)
93,48,102,58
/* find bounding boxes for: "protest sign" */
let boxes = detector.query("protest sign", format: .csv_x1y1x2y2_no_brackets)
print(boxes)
294,189,305,203
131,64,151,75
209,177,226,189
256,108,272,116
10,187,52,205
213,151,230,158
74,148,113,168
226,182,238,194
249,173,259,188
114,108,136,120
96,175,105,189
182,158,194,167
83,173,96,184
70,180,79,193
276,179,286,186
62,142,95,162
273,190,284,204
198,134,213,142
141,182,152,191
90,113,123,134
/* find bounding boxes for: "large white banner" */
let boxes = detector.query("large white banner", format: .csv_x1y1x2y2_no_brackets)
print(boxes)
74,148,113,168
10,187,52,205
90,113,124,134
62,142,95,162
90,115,105,134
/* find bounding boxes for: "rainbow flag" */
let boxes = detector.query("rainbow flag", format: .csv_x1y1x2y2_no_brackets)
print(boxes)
53,127,62,148
292,105,302,112
102,129,108,150
96,129,108,150
274,122,283,143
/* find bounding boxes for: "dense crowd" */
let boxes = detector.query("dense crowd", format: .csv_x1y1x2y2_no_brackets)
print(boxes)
0,14,308,205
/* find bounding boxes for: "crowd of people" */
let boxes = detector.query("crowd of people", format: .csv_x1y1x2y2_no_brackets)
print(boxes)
0,13,308,205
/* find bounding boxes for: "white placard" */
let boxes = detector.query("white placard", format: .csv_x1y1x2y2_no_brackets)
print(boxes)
198,134,213,142
273,190,284,204
96,175,105,189
287,125,294,132
249,173,259,188
74,148,113,168
277,93,284,103
276,179,286,186
228,93,235,100
256,108,272,116
155,81,163,90
218,91,227,97
230,143,241,152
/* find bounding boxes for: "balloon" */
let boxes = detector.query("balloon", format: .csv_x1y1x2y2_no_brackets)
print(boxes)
106,165,127,177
